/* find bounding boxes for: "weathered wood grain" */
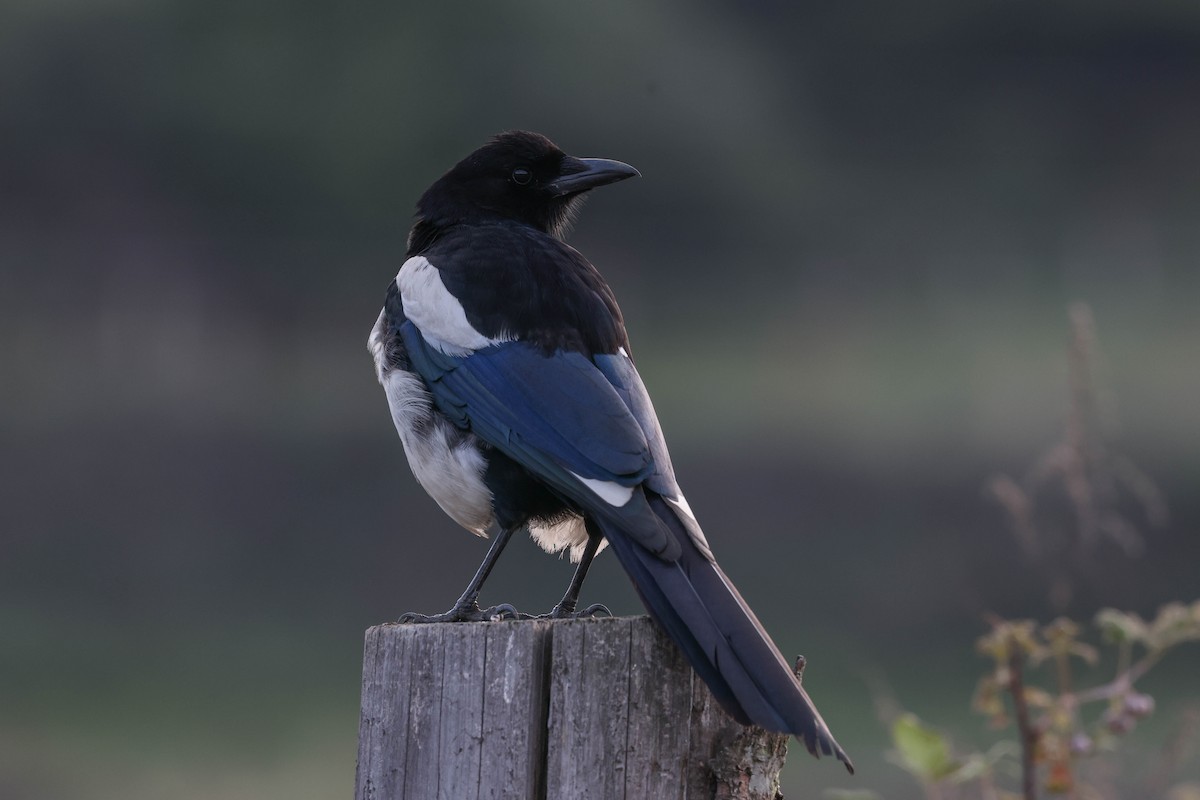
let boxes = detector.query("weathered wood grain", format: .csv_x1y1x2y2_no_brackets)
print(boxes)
544,617,633,799
402,624,444,796
434,625,485,800
354,616,791,800
624,614,694,800
478,620,551,800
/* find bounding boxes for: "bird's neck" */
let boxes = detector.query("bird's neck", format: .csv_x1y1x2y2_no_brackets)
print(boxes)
406,218,446,257
406,215,568,258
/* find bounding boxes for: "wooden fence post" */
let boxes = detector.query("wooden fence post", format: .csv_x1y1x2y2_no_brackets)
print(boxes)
354,616,791,800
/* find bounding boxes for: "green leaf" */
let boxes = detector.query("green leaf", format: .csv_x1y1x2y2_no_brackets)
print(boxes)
890,713,960,780
1147,602,1200,650
947,753,990,783
1095,609,1148,645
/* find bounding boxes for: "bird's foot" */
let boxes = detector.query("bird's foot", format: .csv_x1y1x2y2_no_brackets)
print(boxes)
540,602,613,620
397,602,524,624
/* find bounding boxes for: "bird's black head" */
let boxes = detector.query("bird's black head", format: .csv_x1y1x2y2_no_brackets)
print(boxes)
411,131,639,248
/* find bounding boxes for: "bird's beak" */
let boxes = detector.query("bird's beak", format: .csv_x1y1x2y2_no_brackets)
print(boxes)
547,157,640,196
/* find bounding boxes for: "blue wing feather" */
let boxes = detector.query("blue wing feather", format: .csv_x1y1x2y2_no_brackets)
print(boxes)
395,316,851,768
400,322,681,558
402,323,651,482
593,354,679,494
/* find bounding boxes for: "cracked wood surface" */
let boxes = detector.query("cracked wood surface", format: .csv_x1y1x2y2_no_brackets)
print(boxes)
354,616,789,800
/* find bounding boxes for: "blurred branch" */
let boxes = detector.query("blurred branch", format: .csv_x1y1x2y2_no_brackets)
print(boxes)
985,302,1169,611
969,603,1200,798
1005,642,1037,800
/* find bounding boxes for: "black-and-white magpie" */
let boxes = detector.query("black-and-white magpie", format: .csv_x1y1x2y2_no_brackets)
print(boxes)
369,131,852,770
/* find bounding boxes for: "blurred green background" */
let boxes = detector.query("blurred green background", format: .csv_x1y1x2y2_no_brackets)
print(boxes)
3,2,1198,798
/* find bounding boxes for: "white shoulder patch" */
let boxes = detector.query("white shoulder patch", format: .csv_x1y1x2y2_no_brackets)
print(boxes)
396,256,510,356
568,470,635,507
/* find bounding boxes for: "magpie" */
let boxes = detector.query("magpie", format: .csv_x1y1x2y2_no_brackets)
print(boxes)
368,130,852,771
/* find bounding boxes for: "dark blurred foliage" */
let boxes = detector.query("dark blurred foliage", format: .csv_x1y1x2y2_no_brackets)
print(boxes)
2,2,1199,798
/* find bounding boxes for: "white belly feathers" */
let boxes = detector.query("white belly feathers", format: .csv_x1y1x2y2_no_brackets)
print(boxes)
368,305,495,536
369,257,608,562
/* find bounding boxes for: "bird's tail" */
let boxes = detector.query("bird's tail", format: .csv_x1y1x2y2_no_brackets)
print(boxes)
595,492,854,773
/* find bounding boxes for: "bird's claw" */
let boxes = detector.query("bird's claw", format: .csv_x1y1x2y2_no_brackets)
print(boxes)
577,603,612,618
479,603,527,621
396,601,529,624
540,602,612,620
396,601,611,623
396,609,476,624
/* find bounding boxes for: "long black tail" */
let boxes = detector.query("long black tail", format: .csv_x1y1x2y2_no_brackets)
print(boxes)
595,493,853,773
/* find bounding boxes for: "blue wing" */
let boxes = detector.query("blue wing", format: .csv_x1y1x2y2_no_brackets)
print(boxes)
400,321,689,559
399,320,851,766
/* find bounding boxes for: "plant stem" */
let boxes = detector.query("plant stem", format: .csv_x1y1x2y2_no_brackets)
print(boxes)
1073,648,1163,704
1009,644,1038,800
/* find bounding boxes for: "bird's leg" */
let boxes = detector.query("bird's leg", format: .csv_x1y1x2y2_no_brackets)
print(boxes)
398,525,523,623
545,521,611,619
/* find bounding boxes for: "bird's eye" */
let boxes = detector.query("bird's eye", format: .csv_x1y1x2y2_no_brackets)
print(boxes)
511,167,532,185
